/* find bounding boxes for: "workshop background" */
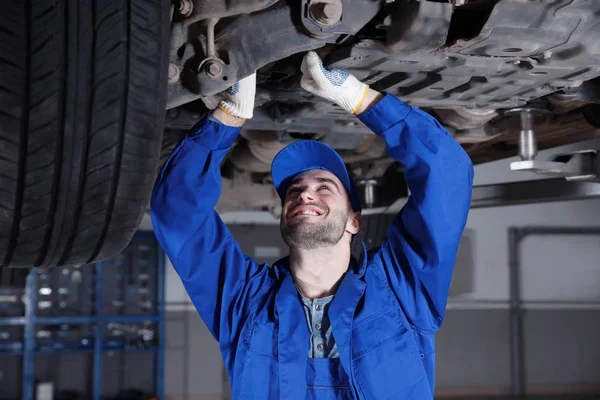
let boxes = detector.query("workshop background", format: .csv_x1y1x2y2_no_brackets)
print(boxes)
1,137,599,400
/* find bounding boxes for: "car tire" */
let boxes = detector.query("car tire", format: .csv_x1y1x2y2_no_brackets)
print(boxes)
0,0,170,267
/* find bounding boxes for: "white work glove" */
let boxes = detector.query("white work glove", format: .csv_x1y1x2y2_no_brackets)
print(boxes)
218,72,256,119
300,51,369,114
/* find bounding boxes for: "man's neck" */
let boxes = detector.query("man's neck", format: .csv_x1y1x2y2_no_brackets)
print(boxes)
289,241,351,299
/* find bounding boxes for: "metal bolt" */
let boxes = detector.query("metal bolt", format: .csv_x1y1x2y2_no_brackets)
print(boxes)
168,63,179,84
178,0,193,17
310,0,343,27
205,61,223,78
518,111,537,161
358,180,379,208
505,106,549,161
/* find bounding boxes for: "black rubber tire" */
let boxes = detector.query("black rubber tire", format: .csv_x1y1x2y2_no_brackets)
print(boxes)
0,0,170,267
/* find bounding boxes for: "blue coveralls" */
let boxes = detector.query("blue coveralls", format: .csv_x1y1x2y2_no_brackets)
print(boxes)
151,93,474,399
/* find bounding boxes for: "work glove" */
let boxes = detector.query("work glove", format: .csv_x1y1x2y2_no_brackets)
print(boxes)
300,51,369,114
218,72,256,119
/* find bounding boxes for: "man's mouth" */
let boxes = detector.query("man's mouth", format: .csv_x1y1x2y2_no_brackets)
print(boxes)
289,206,324,218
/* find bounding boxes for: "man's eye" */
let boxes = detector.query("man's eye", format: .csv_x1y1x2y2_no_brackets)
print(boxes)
318,185,331,191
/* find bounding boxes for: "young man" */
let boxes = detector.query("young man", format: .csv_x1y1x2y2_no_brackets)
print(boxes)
151,51,473,399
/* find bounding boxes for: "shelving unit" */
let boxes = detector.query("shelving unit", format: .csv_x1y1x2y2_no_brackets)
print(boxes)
0,232,165,400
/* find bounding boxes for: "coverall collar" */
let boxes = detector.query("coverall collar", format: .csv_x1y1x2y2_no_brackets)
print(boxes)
274,241,368,280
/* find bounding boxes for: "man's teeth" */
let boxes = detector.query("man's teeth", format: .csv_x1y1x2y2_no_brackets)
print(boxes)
298,210,319,216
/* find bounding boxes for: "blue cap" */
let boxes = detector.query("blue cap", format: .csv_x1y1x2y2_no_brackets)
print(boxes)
271,140,362,211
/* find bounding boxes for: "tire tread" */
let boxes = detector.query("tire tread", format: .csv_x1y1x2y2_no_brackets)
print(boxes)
0,0,168,268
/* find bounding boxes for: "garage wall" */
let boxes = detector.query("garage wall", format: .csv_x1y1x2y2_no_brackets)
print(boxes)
153,138,600,398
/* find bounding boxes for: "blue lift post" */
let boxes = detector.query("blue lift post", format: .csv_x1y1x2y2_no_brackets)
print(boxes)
22,269,37,400
93,260,104,400
0,232,166,400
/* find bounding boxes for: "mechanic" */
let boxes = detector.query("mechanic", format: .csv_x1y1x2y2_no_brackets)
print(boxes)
151,51,473,399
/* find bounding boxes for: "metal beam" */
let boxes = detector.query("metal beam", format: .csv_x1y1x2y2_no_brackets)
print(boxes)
470,178,600,209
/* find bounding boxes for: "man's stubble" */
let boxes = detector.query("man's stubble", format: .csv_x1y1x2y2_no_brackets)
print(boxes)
281,206,349,250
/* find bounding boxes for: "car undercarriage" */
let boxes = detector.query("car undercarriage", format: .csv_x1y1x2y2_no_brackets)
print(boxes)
162,0,600,213
1,0,600,268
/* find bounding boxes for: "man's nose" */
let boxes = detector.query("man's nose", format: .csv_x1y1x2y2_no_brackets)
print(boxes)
298,189,315,203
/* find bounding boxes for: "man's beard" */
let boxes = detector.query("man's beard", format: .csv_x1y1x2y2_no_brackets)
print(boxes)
281,206,349,250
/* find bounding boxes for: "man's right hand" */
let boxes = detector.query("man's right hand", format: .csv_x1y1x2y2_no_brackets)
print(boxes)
213,72,256,125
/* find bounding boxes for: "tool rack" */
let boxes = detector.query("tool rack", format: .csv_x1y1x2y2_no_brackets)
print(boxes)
0,232,165,400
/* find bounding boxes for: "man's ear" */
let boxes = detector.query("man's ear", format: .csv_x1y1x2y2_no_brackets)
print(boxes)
347,211,361,235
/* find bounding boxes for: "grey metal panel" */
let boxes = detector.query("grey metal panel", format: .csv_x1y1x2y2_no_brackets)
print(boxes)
184,311,223,395
436,310,512,390
165,316,186,349
523,310,600,388
34,354,92,394
470,179,600,209
0,355,22,399
164,313,189,397
164,349,186,396
164,311,223,397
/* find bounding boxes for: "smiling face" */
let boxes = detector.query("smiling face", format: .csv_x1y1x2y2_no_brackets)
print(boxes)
280,169,360,250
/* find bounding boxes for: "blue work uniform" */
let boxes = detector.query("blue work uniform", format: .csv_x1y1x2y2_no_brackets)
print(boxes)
150,93,474,399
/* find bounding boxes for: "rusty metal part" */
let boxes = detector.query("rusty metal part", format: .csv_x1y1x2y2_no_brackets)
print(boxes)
248,140,286,166
353,134,378,154
337,136,387,164
215,174,280,214
385,0,452,53
206,61,223,78
229,145,273,173
192,7,328,95
168,64,180,84
309,0,343,27
178,0,194,17
435,108,498,131
206,18,218,58
229,130,286,173
183,0,280,25
299,0,382,41
198,18,225,79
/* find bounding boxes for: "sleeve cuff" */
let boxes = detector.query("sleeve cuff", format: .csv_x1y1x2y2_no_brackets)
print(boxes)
356,93,412,136
186,113,242,150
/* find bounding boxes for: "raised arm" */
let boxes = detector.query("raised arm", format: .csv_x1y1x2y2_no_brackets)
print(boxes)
299,51,473,332
150,74,273,348
357,92,473,332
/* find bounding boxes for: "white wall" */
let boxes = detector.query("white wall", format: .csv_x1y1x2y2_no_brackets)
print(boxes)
462,198,600,302
457,137,600,303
